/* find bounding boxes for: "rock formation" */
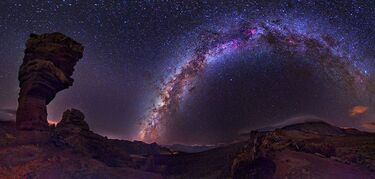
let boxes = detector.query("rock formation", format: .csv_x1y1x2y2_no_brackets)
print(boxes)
229,121,373,178
52,108,171,168
56,109,90,133
16,33,84,131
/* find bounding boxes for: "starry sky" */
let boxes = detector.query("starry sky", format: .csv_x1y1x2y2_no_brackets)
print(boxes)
0,0,375,145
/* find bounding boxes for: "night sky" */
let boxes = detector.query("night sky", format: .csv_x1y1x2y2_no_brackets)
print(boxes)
0,1,375,145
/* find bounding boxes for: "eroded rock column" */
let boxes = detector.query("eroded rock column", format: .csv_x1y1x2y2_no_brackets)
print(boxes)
16,32,84,131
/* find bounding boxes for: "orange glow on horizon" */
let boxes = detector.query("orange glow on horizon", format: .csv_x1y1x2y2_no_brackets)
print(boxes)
47,119,58,125
362,121,375,130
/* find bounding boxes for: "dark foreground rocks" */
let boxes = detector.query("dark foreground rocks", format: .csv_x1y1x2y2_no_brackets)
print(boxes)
154,121,375,178
1,118,375,178
1,109,169,178
229,121,375,178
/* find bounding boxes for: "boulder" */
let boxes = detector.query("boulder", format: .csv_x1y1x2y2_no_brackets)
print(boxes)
56,109,89,133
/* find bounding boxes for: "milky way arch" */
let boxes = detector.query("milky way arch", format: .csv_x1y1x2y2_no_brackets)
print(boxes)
138,20,370,142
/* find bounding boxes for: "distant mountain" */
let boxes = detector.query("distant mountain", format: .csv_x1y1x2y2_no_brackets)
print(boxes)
164,144,217,153
240,119,357,138
281,120,346,136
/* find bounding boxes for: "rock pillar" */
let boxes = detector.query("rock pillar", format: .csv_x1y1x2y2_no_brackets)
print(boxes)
16,33,84,131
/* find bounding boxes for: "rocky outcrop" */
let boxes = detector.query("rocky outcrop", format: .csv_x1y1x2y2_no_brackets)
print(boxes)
230,121,375,178
56,109,89,133
231,131,277,178
53,109,130,167
16,33,83,131
53,109,170,169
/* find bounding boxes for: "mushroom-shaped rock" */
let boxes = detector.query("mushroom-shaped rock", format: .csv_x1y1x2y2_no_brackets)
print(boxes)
16,32,84,131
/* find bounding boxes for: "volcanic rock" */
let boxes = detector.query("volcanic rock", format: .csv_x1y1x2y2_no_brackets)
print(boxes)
53,109,125,166
53,109,171,169
56,108,89,133
16,33,83,131
229,121,375,178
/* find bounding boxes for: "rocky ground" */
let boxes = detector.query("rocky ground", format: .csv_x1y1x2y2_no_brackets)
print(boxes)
1,112,375,178
0,109,168,178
